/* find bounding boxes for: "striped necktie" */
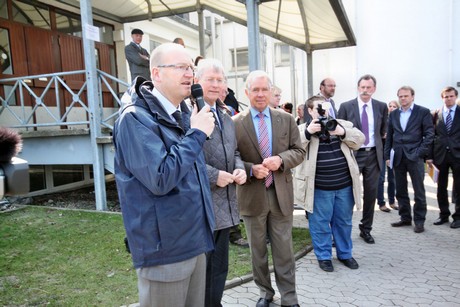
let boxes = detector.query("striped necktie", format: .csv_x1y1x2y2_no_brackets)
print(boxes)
446,109,452,133
258,113,273,187
361,104,369,145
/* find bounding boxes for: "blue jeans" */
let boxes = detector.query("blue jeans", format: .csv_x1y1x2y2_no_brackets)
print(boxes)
308,186,354,260
377,163,396,205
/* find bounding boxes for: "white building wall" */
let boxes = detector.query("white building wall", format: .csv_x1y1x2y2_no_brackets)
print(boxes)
314,0,460,111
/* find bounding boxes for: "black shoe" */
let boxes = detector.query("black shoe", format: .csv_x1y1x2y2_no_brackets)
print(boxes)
231,238,249,247
450,220,460,229
391,220,412,227
338,257,359,269
359,231,375,244
318,260,334,272
433,217,449,225
256,298,273,307
281,305,300,307
414,224,425,233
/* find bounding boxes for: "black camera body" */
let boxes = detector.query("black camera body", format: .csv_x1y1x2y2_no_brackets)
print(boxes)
316,103,338,143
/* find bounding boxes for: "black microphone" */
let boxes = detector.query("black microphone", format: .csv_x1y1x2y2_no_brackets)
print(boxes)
191,84,206,112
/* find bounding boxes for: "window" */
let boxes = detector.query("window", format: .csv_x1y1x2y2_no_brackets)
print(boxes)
275,43,290,66
149,39,161,53
12,0,51,29
29,165,46,192
0,0,8,19
0,28,13,75
230,48,249,70
52,165,84,187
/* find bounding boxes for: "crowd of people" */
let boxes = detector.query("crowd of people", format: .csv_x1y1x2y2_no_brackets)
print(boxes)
116,36,459,306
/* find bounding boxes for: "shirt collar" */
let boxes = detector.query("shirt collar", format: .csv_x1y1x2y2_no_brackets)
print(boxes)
152,88,180,116
358,97,372,108
444,104,457,113
250,106,270,119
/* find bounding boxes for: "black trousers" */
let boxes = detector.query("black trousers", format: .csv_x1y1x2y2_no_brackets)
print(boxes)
436,151,460,221
355,150,380,232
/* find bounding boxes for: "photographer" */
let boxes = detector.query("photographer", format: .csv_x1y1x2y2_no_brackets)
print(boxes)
294,95,365,272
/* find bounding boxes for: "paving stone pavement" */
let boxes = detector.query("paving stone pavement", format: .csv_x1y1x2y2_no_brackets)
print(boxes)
222,175,460,307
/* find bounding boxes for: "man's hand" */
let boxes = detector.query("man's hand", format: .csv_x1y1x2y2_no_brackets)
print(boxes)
216,171,235,187
306,119,322,135
262,156,282,171
252,164,270,179
329,124,345,136
191,105,215,137
233,169,247,185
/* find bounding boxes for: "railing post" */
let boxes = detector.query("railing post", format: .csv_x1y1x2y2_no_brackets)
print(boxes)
81,0,107,211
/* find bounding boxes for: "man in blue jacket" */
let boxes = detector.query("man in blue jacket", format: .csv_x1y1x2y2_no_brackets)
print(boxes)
113,43,216,307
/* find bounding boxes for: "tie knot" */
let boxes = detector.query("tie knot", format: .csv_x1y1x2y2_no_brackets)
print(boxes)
363,104,367,109
258,113,264,119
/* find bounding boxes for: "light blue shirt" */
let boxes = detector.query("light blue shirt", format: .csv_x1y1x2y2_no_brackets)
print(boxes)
399,103,414,131
250,107,272,155
443,104,456,122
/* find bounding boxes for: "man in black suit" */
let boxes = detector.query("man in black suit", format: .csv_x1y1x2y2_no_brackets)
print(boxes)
427,87,460,229
337,74,388,244
385,86,434,233
125,28,151,81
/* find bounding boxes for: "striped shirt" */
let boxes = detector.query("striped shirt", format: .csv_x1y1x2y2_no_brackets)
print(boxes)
315,136,352,190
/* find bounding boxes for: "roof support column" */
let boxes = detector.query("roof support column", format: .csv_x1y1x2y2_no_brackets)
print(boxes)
81,0,107,211
246,0,261,71
306,51,313,98
198,8,206,57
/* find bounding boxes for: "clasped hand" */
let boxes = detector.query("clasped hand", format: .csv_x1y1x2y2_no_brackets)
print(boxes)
216,169,247,187
252,156,282,179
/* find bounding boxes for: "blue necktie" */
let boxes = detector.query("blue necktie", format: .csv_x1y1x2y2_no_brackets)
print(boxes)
446,109,452,133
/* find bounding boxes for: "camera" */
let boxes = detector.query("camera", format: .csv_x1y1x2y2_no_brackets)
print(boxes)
315,103,338,143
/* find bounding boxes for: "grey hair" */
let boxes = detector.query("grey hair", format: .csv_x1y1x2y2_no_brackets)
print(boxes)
194,58,226,80
245,70,273,90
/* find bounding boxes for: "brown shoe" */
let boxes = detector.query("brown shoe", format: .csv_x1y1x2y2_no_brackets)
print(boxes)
389,203,399,210
379,205,391,212
231,238,249,248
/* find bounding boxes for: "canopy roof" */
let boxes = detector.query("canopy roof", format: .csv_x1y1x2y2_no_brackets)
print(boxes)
53,0,355,52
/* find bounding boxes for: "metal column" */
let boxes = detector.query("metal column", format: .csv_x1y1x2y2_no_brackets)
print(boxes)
246,0,261,71
80,0,107,211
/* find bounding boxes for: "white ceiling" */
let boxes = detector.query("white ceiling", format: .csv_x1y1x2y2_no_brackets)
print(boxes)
52,0,356,51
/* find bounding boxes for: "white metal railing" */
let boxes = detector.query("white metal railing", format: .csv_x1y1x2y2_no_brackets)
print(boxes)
0,70,129,130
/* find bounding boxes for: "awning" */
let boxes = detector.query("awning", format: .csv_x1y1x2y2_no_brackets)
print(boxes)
53,0,356,52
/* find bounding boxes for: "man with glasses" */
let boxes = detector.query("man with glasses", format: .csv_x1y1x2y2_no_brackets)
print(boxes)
114,43,216,306
233,70,304,307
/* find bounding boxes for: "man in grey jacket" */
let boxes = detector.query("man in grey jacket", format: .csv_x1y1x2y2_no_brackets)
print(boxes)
125,28,151,81
194,58,247,307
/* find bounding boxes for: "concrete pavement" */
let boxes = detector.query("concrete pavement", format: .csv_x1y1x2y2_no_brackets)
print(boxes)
222,175,460,306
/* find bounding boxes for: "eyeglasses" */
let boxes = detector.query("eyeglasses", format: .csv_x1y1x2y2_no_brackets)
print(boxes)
203,77,226,85
157,64,195,73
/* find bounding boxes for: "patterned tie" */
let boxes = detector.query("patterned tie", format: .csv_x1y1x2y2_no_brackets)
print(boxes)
172,110,184,130
258,113,273,187
446,109,452,134
361,104,369,145
211,108,221,130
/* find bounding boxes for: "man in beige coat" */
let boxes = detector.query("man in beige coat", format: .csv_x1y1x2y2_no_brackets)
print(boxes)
233,70,305,307
294,95,364,272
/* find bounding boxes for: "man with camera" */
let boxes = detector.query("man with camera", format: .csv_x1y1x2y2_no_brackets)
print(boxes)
295,95,365,272
338,74,388,244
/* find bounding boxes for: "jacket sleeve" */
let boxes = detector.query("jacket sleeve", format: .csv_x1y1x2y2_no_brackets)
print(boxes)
125,45,149,67
417,108,435,158
278,115,306,170
338,119,365,150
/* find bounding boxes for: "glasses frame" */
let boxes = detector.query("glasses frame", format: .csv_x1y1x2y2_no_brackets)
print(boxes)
157,63,195,73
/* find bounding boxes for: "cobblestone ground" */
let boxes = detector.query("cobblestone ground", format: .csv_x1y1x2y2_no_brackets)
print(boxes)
222,174,460,307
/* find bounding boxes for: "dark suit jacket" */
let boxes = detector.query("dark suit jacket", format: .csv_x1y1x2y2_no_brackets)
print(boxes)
430,107,460,164
125,42,151,81
384,104,434,167
233,108,305,216
338,98,388,170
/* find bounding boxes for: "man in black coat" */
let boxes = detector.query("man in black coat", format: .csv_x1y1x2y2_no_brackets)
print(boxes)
427,86,460,229
125,28,151,81
338,74,388,244
385,86,434,233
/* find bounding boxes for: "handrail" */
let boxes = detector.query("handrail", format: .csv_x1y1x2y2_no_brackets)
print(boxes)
0,70,129,131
